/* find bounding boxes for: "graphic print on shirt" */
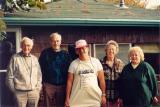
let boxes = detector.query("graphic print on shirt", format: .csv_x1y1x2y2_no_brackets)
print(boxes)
77,62,97,88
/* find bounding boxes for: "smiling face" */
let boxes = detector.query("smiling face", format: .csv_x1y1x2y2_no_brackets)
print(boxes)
21,39,33,56
106,44,117,59
76,46,89,56
50,33,61,50
129,50,141,65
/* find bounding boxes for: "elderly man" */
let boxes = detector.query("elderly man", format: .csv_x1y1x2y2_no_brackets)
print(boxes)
6,37,42,107
65,39,106,107
39,32,71,107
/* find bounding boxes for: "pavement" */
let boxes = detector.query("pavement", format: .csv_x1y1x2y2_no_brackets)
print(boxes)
4,0,160,20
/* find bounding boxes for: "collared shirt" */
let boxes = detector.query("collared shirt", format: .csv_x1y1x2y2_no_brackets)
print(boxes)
20,52,32,57
20,52,32,71
100,56,124,102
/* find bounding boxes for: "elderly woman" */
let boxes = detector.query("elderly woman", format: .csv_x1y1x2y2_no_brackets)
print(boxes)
119,46,158,107
100,40,124,107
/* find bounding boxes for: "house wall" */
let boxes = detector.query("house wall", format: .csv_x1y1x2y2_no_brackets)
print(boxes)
21,26,160,56
21,25,160,107
0,25,159,107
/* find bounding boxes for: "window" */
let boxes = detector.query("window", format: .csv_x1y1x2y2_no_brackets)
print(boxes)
94,43,131,64
135,44,160,74
0,28,21,72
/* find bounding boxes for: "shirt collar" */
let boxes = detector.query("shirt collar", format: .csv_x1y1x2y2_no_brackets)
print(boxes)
20,51,31,57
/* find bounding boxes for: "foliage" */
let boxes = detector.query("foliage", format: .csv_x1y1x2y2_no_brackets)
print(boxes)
0,20,7,41
0,20,6,31
6,0,47,11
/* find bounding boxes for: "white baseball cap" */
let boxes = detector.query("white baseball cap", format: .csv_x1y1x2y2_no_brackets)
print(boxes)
75,39,88,49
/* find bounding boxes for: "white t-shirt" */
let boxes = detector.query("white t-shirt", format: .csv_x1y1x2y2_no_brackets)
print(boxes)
68,57,103,107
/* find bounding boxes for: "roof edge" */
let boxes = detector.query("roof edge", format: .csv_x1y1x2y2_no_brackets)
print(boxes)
2,17,160,27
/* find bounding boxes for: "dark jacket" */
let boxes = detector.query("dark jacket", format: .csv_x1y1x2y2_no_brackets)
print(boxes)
39,48,72,85
119,61,158,107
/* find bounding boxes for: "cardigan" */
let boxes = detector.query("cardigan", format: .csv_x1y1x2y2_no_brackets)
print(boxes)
119,61,158,107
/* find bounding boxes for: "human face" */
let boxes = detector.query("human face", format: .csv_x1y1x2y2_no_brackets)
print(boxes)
76,46,89,56
106,44,117,58
50,35,61,50
130,50,141,65
21,41,33,56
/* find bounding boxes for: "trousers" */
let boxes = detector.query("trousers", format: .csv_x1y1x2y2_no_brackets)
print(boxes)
15,89,40,107
44,83,66,107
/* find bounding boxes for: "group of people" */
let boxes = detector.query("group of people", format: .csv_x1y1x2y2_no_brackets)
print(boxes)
6,32,158,107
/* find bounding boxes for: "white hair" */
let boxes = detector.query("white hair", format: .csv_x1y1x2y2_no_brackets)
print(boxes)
128,46,144,61
105,40,119,54
50,32,62,40
21,37,33,47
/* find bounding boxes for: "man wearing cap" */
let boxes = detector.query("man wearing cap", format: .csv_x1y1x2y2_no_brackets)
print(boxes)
39,32,72,107
65,39,106,107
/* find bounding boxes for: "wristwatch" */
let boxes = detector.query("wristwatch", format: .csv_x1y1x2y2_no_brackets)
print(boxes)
102,93,106,96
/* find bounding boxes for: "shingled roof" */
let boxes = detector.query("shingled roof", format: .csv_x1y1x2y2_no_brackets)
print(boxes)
2,0,160,26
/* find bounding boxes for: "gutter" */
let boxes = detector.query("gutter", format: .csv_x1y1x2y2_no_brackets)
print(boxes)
2,17,160,27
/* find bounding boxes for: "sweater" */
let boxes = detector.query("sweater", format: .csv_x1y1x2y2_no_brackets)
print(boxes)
6,52,42,92
119,61,158,107
39,48,71,85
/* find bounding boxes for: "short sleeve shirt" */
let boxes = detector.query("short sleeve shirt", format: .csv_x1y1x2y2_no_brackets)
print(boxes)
68,57,103,107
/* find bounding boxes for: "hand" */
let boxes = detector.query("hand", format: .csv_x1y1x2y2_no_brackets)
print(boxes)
64,98,70,107
101,96,107,107
153,96,159,104
117,98,123,107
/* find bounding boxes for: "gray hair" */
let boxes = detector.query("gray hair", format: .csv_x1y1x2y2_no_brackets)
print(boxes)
105,40,119,54
128,46,144,61
21,37,33,47
50,32,62,40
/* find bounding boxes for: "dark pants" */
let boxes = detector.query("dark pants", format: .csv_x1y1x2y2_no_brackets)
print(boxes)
44,83,66,107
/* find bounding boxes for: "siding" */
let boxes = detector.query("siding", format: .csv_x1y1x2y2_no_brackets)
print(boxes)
21,26,160,56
